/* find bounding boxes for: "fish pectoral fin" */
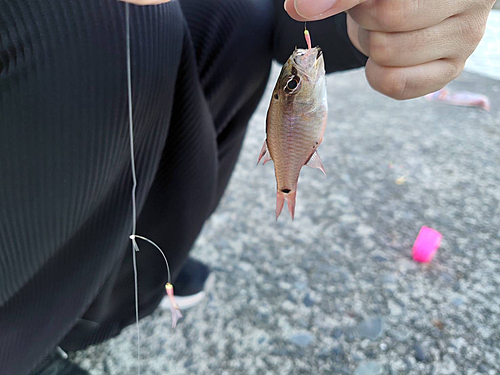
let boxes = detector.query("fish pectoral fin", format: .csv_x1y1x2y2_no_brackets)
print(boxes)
257,139,272,166
305,150,326,175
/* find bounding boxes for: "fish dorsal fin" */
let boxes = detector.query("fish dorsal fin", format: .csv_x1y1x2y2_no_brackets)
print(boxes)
306,151,326,175
257,139,272,165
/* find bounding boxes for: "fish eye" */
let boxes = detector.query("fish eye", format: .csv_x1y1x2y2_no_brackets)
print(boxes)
287,80,298,90
284,76,300,94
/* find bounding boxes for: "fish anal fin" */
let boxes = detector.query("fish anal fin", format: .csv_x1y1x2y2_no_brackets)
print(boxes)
257,140,272,166
305,150,326,175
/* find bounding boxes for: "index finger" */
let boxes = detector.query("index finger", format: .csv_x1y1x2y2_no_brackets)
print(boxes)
285,0,366,21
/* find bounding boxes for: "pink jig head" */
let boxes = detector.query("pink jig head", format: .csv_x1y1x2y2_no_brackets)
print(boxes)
304,28,312,49
412,226,443,263
165,283,183,328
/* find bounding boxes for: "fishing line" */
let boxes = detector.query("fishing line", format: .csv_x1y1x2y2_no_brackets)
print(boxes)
125,4,176,374
124,5,141,374
124,4,309,372
133,235,172,283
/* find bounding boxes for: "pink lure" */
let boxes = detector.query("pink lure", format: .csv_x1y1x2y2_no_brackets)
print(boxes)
425,88,491,111
412,226,442,263
165,283,183,328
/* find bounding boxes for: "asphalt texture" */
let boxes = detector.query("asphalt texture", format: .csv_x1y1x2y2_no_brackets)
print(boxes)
72,21,500,375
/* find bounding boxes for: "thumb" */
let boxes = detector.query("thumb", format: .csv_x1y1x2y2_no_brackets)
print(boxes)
291,0,366,20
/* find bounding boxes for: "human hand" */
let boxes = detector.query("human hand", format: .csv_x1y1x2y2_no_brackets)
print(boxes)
284,0,495,99
120,0,171,5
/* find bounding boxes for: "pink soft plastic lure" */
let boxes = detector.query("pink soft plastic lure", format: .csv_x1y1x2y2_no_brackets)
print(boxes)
165,283,183,328
425,88,491,111
258,28,328,220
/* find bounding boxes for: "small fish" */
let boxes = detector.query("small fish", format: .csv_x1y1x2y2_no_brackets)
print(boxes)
257,30,328,220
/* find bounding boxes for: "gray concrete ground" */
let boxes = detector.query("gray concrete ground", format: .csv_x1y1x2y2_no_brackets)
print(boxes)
72,14,500,375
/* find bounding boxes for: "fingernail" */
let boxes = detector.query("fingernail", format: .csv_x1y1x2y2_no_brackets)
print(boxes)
294,0,338,19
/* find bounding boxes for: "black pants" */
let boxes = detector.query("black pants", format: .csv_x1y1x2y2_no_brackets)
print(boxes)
0,1,366,374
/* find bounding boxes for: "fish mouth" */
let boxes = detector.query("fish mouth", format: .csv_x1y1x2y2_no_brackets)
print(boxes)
292,47,324,77
316,47,323,60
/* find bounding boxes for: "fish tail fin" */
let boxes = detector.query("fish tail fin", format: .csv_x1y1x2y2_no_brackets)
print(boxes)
276,191,285,221
285,191,297,220
276,190,297,220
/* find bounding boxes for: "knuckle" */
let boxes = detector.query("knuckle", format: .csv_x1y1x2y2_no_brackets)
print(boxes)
375,2,407,31
458,14,486,47
385,74,408,100
470,23,486,46
449,61,464,81
369,67,408,100
367,32,394,65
